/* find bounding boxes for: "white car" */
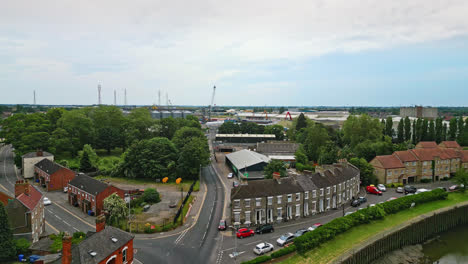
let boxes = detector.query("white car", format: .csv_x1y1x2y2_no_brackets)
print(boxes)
377,184,386,192
344,211,354,216
63,186,68,193
43,197,52,206
277,232,295,246
227,173,233,179
253,242,274,255
415,188,431,194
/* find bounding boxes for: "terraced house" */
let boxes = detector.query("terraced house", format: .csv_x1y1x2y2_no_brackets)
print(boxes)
371,141,468,184
230,161,360,226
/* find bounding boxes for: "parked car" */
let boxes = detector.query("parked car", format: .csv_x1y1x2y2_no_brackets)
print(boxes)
404,185,417,194
277,232,295,246
63,186,68,193
344,211,354,216
396,187,404,193
43,197,52,206
218,220,227,231
377,184,386,192
227,173,233,179
415,188,431,194
387,197,398,202
253,242,274,255
255,224,274,234
233,181,239,188
143,204,151,212
351,199,361,207
236,228,255,239
369,204,376,207
358,197,367,204
307,223,322,231
294,229,309,237
366,185,383,195
449,184,464,191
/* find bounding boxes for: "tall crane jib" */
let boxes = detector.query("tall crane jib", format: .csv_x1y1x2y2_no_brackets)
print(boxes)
208,85,216,122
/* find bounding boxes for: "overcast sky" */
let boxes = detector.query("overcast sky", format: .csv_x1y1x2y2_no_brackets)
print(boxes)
1,0,468,106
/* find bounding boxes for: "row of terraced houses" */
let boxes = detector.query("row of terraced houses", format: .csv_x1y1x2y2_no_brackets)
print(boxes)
230,161,360,227
370,141,468,185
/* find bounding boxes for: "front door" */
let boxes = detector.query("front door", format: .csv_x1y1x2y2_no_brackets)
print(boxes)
256,210,261,224
332,195,336,209
287,206,292,219
403,179,407,185
267,209,273,223
319,199,324,212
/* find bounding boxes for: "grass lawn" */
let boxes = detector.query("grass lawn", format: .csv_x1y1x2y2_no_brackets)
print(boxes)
279,192,468,264
94,175,197,192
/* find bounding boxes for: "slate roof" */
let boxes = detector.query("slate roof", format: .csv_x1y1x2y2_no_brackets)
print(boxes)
16,185,43,210
35,159,66,175
440,141,461,149
416,142,438,149
22,151,53,158
394,151,419,162
226,150,270,170
375,155,405,169
69,174,109,195
52,226,134,264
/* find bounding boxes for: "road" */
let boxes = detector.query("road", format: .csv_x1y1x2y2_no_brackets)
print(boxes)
0,145,94,235
134,165,225,264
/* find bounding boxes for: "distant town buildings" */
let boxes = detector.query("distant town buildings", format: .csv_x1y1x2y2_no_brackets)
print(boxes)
400,106,438,120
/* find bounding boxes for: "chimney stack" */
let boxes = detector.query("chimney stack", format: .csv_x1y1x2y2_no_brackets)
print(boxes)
15,180,30,197
37,149,43,157
96,214,106,232
62,232,72,264
273,172,281,184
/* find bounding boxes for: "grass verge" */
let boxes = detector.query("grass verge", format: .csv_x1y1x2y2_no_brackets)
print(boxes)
94,176,195,191
279,192,468,264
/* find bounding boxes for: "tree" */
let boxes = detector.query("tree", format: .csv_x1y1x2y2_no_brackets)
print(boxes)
435,117,443,143
299,122,330,162
449,118,458,140
264,124,285,140
218,122,240,134
296,113,308,131
294,146,309,165
0,203,16,261
126,108,154,142
397,120,404,143
103,193,128,225
428,120,435,141
79,144,98,168
79,151,93,172
46,108,65,130
177,137,210,180
142,188,161,204
318,141,338,164
453,168,468,193
421,119,429,141
57,110,94,156
118,137,178,179
385,117,393,137
349,157,376,186
404,117,412,142
412,119,417,144
442,123,448,141
342,115,383,147
172,127,205,150
457,117,465,143
264,160,287,179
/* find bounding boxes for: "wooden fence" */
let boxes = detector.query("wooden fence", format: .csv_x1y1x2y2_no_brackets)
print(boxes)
336,203,468,264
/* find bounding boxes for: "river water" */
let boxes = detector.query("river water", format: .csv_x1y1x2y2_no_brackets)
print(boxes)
421,224,468,263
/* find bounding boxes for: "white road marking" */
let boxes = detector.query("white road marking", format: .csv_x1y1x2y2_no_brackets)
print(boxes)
174,228,189,245
245,240,262,246
55,215,62,220
63,221,71,226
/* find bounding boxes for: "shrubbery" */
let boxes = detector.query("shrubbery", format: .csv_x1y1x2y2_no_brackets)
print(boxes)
142,188,161,204
420,178,432,183
271,245,296,258
385,183,403,188
241,255,272,264
14,238,31,255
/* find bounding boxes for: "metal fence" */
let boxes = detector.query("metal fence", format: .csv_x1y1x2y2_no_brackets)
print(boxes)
173,181,196,224
337,203,468,264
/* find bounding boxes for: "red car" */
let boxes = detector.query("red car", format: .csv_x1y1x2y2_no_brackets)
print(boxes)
236,228,255,238
366,185,382,195
218,220,227,231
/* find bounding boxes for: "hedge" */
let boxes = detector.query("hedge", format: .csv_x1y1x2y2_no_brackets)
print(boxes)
241,255,272,264
294,188,447,254
271,245,296,258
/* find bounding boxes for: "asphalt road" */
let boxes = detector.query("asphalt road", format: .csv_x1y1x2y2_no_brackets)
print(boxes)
0,145,94,235
134,165,225,264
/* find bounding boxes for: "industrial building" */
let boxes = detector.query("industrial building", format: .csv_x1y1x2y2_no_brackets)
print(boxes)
225,149,271,180
215,134,276,143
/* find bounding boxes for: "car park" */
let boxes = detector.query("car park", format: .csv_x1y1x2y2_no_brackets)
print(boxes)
366,185,383,195
396,187,404,193
277,233,295,246
404,185,417,194
253,242,274,255
377,184,386,192
255,224,274,234
294,229,309,237
351,199,361,207
236,228,255,238
43,197,52,206
227,173,233,179
307,223,322,231
218,220,227,231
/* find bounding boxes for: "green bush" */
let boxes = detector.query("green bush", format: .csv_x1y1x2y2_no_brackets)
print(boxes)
193,181,200,192
296,163,304,172
441,177,449,181
271,245,296,258
241,255,272,264
15,238,31,254
420,178,432,183
142,188,161,204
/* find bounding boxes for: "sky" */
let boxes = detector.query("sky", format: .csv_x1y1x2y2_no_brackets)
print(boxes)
1,0,468,106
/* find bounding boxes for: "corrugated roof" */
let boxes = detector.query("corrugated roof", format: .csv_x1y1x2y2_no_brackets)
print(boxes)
16,185,43,210
394,151,419,162
69,174,110,195
375,155,405,169
226,150,270,170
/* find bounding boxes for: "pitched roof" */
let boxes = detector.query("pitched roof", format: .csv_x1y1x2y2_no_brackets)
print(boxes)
226,150,270,170
440,141,461,149
22,151,53,158
410,148,450,161
231,177,303,199
53,226,134,264
416,141,438,148
440,148,461,159
16,185,43,210
68,174,110,195
35,159,67,175
394,151,419,162
0,191,13,206
461,150,468,162
375,155,405,169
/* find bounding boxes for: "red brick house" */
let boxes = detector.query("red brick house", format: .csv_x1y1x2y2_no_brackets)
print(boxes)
34,159,76,191
54,215,134,264
68,174,124,215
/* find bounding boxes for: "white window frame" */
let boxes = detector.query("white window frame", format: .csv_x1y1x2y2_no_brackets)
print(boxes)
122,246,128,263
320,188,324,196
287,194,292,203
233,199,240,208
312,190,316,198
245,199,250,208
267,196,273,206
277,195,282,204
234,212,240,223
333,185,336,193
304,191,309,199
255,198,262,207
326,187,330,195
245,211,251,224
296,193,300,201
304,202,309,216
277,208,282,220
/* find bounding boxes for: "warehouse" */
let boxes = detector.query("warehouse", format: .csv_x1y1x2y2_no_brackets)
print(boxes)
215,134,276,143
225,149,271,180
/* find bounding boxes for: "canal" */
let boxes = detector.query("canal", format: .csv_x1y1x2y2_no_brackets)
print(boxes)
422,224,468,263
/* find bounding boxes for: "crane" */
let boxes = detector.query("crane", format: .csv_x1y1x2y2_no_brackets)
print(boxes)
208,85,216,122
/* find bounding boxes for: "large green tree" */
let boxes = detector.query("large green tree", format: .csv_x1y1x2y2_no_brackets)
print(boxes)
176,137,210,180
404,117,412,142
264,160,287,179
385,117,393,137
0,203,16,261
296,122,330,162
126,108,154,142
449,118,458,140
296,113,308,131
103,193,128,225
397,120,404,143
172,127,206,150
421,119,429,141
349,157,376,186
264,124,285,140
318,141,339,164
57,110,94,156
342,115,383,147
454,168,468,193
435,117,443,143
428,120,435,141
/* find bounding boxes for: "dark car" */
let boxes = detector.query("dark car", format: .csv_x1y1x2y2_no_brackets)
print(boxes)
351,199,361,207
358,197,367,204
294,229,309,237
255,224,274,234
404,185,417,194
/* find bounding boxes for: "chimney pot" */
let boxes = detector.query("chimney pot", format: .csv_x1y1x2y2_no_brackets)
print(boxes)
96,214,106,232
37,150,43,157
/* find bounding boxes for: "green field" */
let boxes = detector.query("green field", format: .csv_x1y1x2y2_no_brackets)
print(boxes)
279,192,468,264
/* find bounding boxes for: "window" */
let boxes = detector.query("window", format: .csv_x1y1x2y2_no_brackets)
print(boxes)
234,212,240,223
423,161,427,166
268,196,273,206
320,188,324,196
412,169,416,173
338,193,342,203
123,248,127,263
312,190,316,198
233,200,240,208
413,162,416,166
296,193,300,201
326,198,330,209
277,196,282,204
277,208,282,219
304,203,309,216
304,191,309,199
333,185,336,193
245,211,251,223
343,191,346,200
406,162,410,166
326,187,330,195
287,194,292,202
245,199,250,208
387,171,392,176
255,198,261,207
423,169,427,173
295,204,300,217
